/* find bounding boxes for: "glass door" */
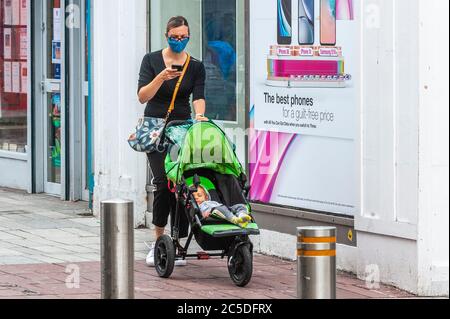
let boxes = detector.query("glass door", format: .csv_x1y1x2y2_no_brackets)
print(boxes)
42,0,64,195
201,0,247,164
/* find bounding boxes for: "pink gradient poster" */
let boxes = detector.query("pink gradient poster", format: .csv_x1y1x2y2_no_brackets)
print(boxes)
249,0,359,216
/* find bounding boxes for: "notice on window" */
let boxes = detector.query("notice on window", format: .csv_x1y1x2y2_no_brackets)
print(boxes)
53,8,62,41
19,28,27,60
12,0,20,25
3,28,12,59
20,0,27,26
12,62,21,93
4,62,12,93
52,41,61,64
4,0,12,25
20,62,28,94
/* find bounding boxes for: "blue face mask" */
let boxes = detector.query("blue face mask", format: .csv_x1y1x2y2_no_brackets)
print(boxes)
168,37,190,53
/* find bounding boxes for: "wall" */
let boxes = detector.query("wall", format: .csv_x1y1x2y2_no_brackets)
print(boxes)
0,153,29,190
91,0,149,226
356,0,448,296
417,0,449,296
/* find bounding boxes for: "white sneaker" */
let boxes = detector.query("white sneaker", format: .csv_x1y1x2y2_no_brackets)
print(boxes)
145,242,155,267
175,258,187,267
145,242,187,267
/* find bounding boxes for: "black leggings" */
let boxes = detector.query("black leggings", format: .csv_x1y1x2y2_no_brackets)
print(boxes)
147,150,189,238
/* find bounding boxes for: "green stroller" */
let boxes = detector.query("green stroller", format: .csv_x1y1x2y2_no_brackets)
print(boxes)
153,120,260,287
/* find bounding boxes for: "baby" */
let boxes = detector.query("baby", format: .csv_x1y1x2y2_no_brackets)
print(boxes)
192,185,252,228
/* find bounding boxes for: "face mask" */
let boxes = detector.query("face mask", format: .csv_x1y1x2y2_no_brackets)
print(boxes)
168,37,190,53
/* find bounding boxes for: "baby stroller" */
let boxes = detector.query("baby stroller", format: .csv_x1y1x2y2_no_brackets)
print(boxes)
153,120,260,287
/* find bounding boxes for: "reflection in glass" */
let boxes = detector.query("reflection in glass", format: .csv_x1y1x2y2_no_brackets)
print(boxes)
202,1,237,122
46,0,62,184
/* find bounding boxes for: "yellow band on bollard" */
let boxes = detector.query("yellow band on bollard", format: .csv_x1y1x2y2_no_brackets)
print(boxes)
298,236,337,243
297,249,336,257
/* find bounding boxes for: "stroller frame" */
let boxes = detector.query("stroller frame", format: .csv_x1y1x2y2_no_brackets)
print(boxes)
153,120,259,287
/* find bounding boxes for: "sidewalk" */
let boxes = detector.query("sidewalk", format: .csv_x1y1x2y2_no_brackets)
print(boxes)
0,188,415,299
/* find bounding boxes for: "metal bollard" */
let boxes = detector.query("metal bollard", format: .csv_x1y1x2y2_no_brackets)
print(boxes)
101,199,135,299
297,226,337,299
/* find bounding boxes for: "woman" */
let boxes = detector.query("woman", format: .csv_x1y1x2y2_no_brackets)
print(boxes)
138,16,208,267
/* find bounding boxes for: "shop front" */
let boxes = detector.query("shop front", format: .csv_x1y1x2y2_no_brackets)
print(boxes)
0,0,92,202
92,0,447,295
148,0,356,250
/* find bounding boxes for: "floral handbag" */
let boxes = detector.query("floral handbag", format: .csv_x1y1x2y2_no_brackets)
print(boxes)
128,54,191,153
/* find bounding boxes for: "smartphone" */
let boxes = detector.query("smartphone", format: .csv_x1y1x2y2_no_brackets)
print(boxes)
298,0,314,45
277,0,292,45
172,64,183,71
320,0,336,46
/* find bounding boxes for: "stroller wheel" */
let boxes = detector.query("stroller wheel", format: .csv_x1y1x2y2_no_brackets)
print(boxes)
154,235,175,278
227,244,253,287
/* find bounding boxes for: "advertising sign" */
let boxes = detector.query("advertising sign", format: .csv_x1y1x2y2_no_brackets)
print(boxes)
249,0,359,215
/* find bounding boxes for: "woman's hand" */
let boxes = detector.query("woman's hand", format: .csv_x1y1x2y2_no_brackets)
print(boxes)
195,114,209,122
158,68,182,82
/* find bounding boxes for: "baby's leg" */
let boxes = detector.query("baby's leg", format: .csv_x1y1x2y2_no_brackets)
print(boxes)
211,206,238,222
231,204,252,224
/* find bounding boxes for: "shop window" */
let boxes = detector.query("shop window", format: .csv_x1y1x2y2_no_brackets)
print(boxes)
0,0,28,153
150,0,239,122
202,1,237,122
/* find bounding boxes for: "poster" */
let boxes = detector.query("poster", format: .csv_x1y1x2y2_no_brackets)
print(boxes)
4,62,12,93
20,62,27,94
19,28,27,59
11,0,20,25
4,0,12,25
53,8,62,41
12,62,21,93
3,28,12,59
52,41,61,64
20,0,27,26
249,0,359,215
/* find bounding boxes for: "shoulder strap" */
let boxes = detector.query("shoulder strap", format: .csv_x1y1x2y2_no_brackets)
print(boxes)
165,54,191,121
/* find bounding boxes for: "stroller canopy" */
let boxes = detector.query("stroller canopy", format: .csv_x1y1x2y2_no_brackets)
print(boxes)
165,121,245,183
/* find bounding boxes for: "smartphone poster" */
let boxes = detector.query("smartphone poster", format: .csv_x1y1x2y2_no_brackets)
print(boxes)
52,41,61,64
298,0,314,45
4,0,12,25
4,62,12,93
12,62,21,93
320,0,337,45
277,0,292,45
11,0,20,25
20,0,27,26
53,8,63,41
4,28,12,60
19,28,27,60
249,0,359,215
20,63,28,94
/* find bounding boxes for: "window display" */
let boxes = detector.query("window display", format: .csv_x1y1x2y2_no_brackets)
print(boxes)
0,0,28,153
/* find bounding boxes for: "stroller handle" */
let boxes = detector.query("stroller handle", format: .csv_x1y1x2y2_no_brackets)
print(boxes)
166,120,189,129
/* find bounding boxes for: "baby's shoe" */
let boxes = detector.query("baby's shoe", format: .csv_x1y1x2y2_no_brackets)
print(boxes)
230,216,242,226
238,213,252,223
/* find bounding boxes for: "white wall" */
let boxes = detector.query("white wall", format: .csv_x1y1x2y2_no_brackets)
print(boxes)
357,0,449,296
417,0,449,296
92,0,149,226
0,154,29,191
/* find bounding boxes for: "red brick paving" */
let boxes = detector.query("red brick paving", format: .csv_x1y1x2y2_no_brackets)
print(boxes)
0,256,414,299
